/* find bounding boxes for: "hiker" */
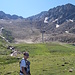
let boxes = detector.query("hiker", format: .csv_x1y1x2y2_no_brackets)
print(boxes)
20,52,31,75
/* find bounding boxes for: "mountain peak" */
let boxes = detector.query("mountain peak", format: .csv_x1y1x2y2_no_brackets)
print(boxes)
0,11,24,20
65,3,74,6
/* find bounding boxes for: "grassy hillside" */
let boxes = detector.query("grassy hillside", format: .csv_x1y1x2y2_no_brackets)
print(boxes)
0,36,11,55
0,42,75,75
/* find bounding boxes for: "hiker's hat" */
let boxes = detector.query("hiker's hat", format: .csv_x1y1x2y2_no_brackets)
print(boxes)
24,52,29,56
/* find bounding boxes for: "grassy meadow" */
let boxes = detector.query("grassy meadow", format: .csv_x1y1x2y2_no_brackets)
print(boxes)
0,41,75,75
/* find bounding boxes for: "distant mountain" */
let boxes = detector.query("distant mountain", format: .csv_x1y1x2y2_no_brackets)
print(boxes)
28,3,75,33
0,3,75,43
47,3,75,24
26,11,47,21
0,11,23,20
26,3,75,22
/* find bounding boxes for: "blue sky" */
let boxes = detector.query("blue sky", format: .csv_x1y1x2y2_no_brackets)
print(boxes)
0,0,75,18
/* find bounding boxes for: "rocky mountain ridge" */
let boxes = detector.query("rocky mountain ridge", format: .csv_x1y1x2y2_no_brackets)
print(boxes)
0,3,75,43
0,11,23,20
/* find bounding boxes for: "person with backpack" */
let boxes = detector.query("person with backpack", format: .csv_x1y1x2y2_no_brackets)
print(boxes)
20,52,31,75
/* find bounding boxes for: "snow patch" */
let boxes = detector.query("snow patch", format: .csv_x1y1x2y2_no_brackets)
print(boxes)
44,17,48,23
66,19,73,22
56,24,60,28
69,19,73,22
53,19,58,23
65,31,69,33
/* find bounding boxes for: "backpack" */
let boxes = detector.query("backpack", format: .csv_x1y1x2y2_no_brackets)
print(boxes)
20,59,31,75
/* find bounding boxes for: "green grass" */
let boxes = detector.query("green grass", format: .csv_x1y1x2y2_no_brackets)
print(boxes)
15,43,49,55
0,42,75,75
0,36,12,55
0,55,19,65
